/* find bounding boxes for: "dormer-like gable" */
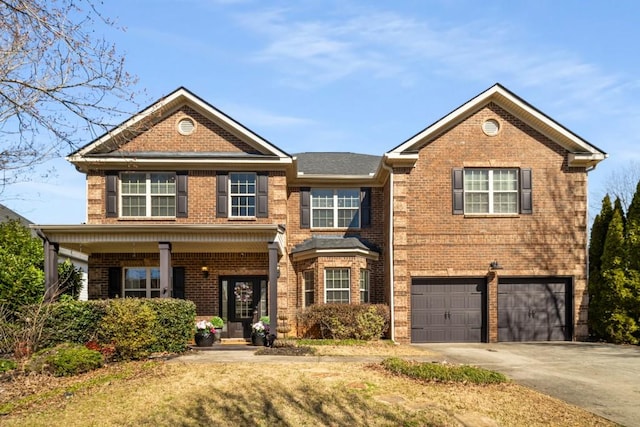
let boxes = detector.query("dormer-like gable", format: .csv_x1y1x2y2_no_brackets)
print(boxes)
68,87,292,171
385,83,607,168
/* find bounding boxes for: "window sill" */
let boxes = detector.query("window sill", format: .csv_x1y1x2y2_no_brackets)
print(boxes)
118,217,176,221
463,214,520,218
310,227,360,231
228,217,257,221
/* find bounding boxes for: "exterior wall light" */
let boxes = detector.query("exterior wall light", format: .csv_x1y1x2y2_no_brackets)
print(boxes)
201,266,209,278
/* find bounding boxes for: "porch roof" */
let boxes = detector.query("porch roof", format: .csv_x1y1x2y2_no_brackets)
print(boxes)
31,223,286,256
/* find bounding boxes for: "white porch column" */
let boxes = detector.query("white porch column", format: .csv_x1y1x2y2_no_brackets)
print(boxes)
159,242,172,298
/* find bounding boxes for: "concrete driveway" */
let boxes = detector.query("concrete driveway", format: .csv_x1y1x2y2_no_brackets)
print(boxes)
420,342,640,427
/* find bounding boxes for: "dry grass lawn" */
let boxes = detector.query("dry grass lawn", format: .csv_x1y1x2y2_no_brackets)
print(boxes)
0,344,616,426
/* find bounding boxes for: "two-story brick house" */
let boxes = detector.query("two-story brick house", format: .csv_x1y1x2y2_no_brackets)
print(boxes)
33,84,606,343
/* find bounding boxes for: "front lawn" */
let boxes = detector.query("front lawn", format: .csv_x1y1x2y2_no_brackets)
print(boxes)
0,352,614,426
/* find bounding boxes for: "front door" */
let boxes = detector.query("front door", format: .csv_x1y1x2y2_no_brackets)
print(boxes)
220,276,268,339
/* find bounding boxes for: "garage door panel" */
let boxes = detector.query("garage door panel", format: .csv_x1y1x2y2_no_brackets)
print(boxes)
498,278,570,342
411,278,485,343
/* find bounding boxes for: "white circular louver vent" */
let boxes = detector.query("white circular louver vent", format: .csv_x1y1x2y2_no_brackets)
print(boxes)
177,117,195,135
482,119,500,136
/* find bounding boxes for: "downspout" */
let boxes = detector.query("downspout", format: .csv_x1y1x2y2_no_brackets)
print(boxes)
381,161,395,342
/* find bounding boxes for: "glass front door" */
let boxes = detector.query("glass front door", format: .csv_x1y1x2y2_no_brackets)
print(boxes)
220,276,268,339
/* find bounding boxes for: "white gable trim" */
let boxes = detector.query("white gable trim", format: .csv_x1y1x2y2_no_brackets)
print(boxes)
69,87,290,161
388,84,607,167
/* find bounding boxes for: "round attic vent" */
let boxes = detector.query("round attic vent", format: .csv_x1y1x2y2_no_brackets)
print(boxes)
482,119,500,136
177,117,195,135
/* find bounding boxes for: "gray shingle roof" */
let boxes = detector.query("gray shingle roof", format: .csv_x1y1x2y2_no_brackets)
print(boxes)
291,235,379,254
294,152,381,176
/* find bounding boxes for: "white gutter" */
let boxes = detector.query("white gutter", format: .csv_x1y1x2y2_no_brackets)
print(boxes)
381,161,395,342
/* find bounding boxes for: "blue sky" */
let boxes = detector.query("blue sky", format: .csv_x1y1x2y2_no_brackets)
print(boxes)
4,0,640,224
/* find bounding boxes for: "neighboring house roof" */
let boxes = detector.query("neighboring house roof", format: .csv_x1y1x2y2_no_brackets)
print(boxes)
291,236,380,261
386,83,608,168
67,86,292,170
0,204,88,263
0,203,32,227
294,152,381,176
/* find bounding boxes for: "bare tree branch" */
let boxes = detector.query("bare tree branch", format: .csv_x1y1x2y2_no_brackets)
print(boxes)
0,0,140,194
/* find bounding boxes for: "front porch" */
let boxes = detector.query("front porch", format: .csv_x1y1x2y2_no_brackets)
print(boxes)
33,223,286,336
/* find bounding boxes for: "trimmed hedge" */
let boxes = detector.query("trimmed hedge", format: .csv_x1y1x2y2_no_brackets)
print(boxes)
40,298,196,358
297,304,390,340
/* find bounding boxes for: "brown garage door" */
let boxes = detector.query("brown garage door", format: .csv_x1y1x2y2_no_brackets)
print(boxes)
411,278,486,343
498,278,571,341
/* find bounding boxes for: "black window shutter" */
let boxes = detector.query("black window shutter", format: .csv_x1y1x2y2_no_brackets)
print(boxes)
256,172,269,218
361,187,371,227
176,171,188,218
300,188,310,229
520,168,533,214
172,267,185,299
216,172,228,218
105,172,118,218
108,267,122,298
452,168,464,215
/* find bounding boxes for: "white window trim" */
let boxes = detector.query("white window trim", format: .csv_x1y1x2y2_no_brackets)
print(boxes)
311,188,361,229
303,270,315,307
324,267,351,304
464,169,519,215
359,269,370,303
119,172,176,218
123,267,160,298
229,172,257,218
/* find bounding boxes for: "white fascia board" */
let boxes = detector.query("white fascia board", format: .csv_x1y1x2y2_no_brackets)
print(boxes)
389,84,605,158
291,248,379,262
74,88,290,159
568,152,608,167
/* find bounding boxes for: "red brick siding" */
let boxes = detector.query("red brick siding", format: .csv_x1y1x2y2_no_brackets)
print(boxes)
393,103,589,342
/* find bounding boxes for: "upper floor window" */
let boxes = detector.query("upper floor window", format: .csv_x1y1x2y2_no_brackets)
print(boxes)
304,270,315,307
216,172,268,218
124,267,160,298
311,189,360,228
360,269,370,303
325,268,350,304
453,168,532,215
230,173,256,217
121,172,176,217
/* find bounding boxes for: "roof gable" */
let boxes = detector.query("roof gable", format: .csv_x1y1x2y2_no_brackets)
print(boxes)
68,87,291,170
386,83,607,168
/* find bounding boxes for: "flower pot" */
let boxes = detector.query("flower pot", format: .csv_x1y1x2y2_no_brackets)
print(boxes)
195,333,215,347
252,333,265,346
214,328,223,342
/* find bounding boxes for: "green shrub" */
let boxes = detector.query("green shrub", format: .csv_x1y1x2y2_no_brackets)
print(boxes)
27,343,103,376
297,304,390,340
210,316,224,328
381,357,507,384
0,358,17,373
145,299,196,353
40,300,108,350
98,299,157,360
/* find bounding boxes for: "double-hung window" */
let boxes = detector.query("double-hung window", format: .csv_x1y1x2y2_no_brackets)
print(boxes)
311,189,360,228
121,172,176,217
123,267,160,298
464,169,519,214
230,172,256,217
360,269,370,303
303,270,315,306
325,268,350,304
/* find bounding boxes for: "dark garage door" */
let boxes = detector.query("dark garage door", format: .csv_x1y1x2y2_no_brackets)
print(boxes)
411,278,485,343
498,278,571,341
